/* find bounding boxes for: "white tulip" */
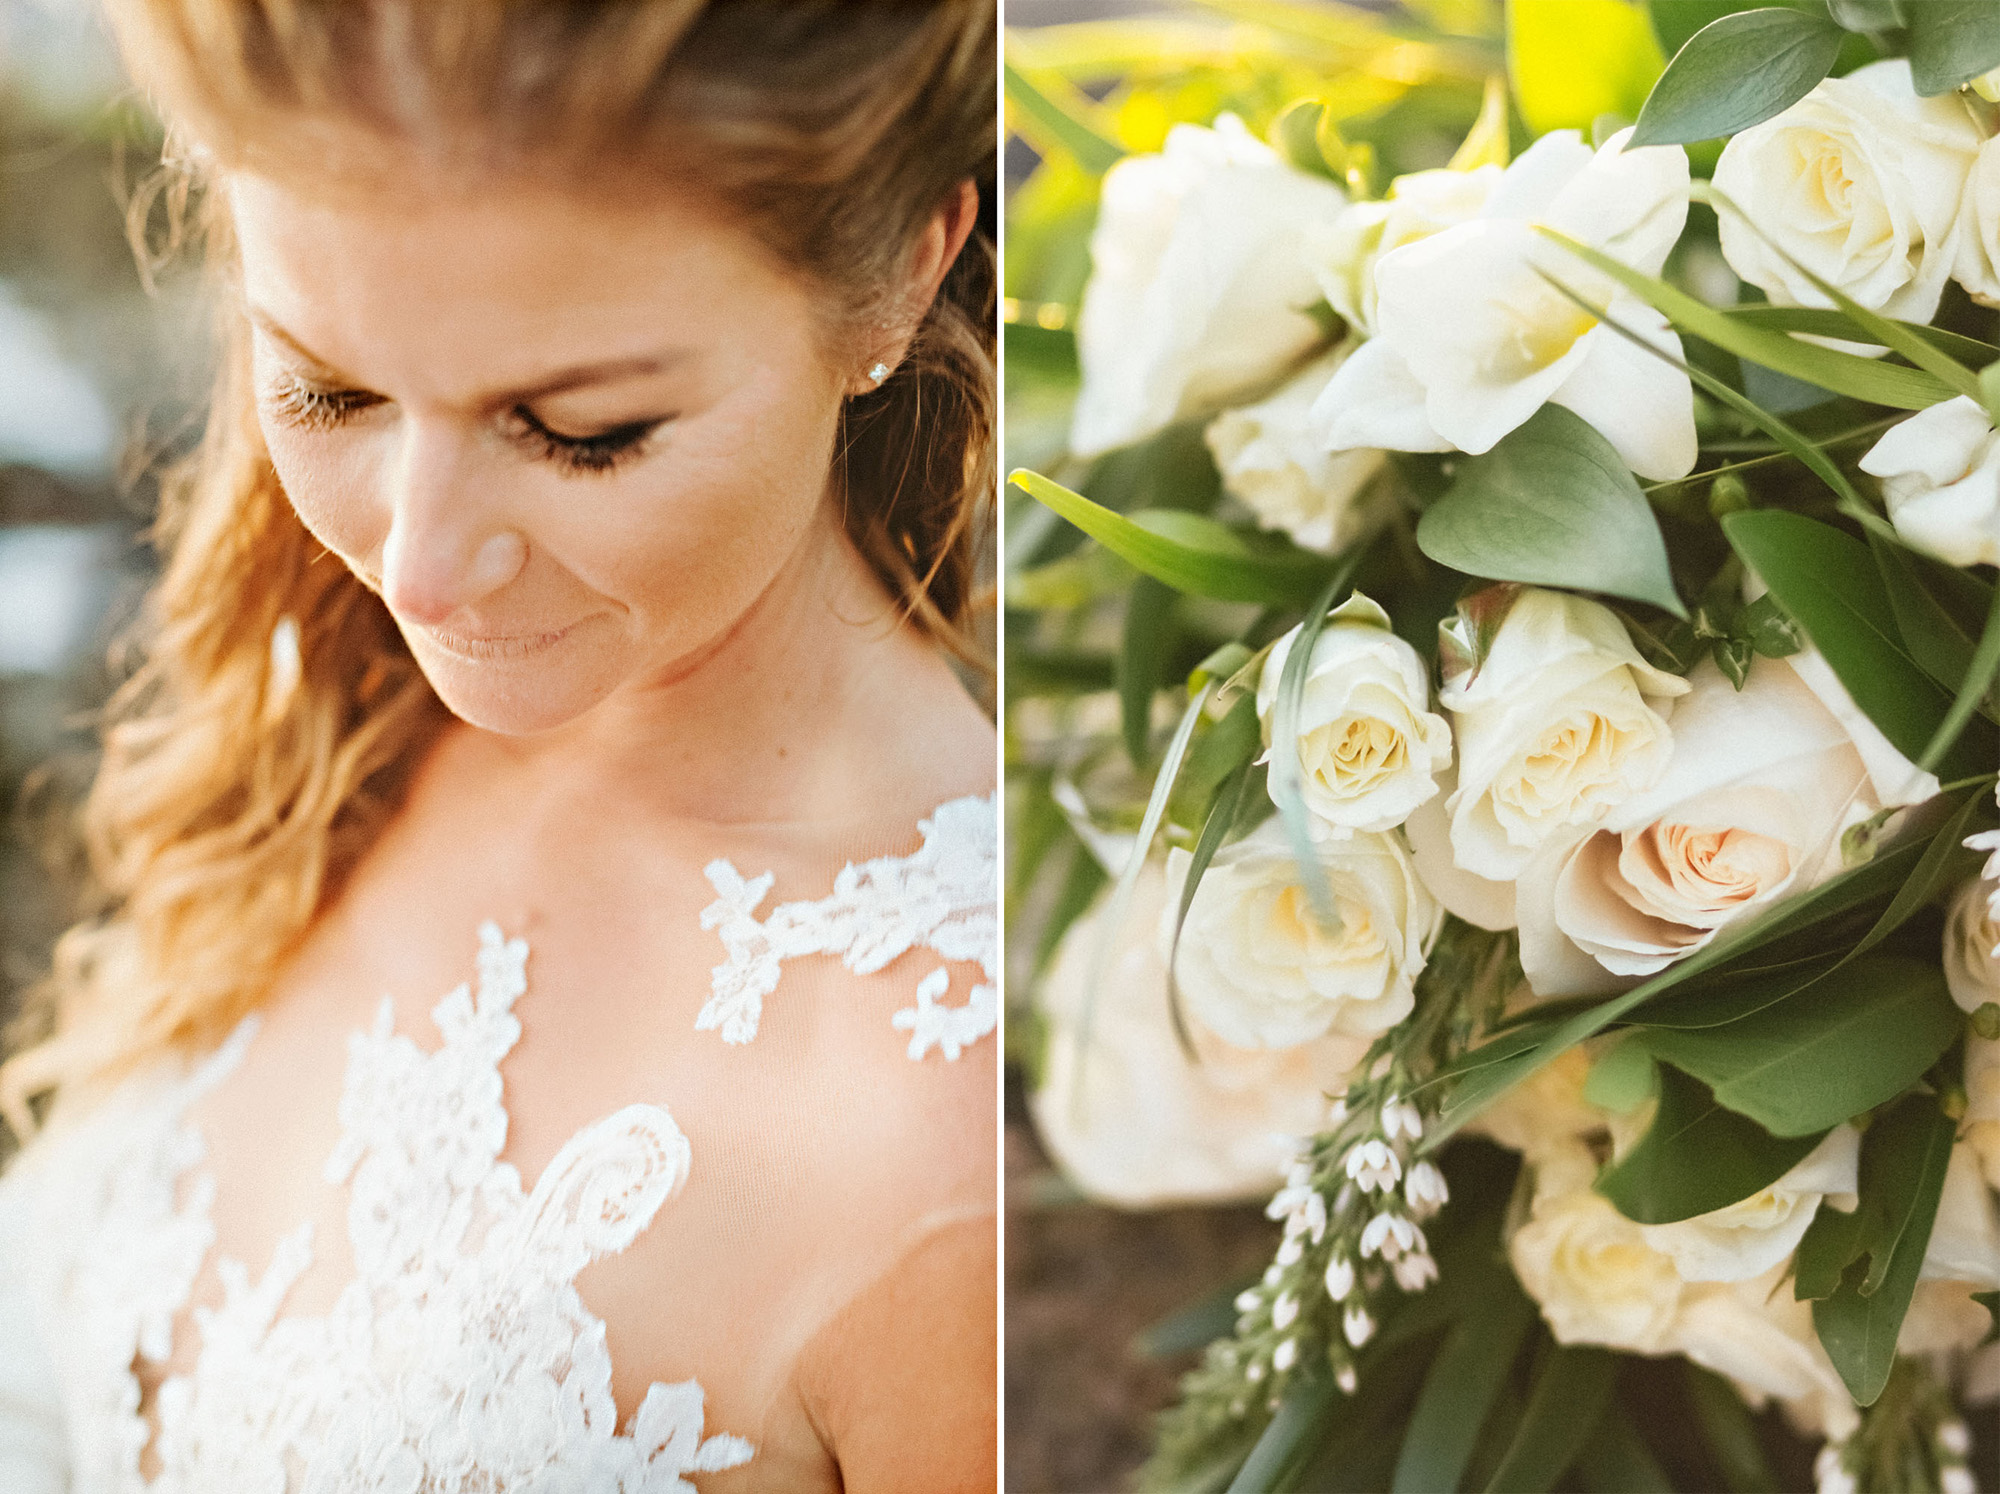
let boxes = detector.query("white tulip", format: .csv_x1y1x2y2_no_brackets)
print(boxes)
1303,163,1502,335
1515,657,1874,996
1311,128,1695,480
1638,1125,1860,1284
1715,60,1982,325
1430,588,1689,885
1029,862,1370,1207
1163,817,1439,1050
1205,346,1390,553
1858,396,2000,568
1070,114,1347,457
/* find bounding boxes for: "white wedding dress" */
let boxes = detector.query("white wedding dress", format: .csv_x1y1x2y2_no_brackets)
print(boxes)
0,791,997,1492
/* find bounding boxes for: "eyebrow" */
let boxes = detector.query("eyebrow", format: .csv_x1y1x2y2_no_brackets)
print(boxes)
246,307,690,407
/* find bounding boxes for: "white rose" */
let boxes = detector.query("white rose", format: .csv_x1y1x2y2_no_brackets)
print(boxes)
1303,164,1502,336
1508,1141,1685,1353
1162,816,1439,1050
1311,128,1695,480
1427,588,1689,886
1070,114,1346,458
1255,592,1453,834
1945,877,2000,1015
1918,1140,2000,1292
1639,1125,1860,1284
1714,60,1982,324
1516,657,1874,996
1669,1266,1860,1443
1467,1045,1605,1161
1955,135,2000,306
1205,346,1389,553
1969,1034,2000,1194
1858,397,2000,569
1029,860,1368,1207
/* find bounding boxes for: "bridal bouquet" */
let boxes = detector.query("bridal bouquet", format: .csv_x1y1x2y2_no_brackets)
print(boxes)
1005,3,2000,1489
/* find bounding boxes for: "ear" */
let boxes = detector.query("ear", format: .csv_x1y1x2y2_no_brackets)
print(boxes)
851,180,981,394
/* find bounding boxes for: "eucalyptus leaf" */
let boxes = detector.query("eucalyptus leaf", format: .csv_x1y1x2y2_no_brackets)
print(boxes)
1415,405,1686,618
1906,0,2000,95
1724,509,1991,778
1636,955,1962,1136
1804,1096,1956,1404
1827,0,1903,30
1011,469,1335,607
1629,8,1843,148
1595,1064,1827,1223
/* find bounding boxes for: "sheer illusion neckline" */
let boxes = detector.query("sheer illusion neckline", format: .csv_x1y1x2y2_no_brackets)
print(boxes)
77,787,998,1492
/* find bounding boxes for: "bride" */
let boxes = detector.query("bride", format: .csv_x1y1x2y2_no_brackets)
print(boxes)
0,2,998,1490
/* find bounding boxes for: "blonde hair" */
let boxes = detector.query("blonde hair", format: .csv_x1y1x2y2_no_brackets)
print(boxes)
2,0,996,1137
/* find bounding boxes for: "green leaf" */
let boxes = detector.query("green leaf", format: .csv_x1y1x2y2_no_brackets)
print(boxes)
1636,955,1962,1136
1510,0,1667,136
1415,404,1687,618
1982,361,2000,427
1919,573,2000,773
1726,305,2000,368
1737,591,1803,657
1649,2,1758,58
1481,1345,1617,1492
1572,1407,1674,1494
1906,0,2000,95
1226,1372,1339,1494
1120,577,1176,766
1011,469,1335,607
1170,692,1263,830
1871,535,1990,706
1850,793,1987,961
1394,1287,1538,1494
1629,9,1842,148
1827,0,1904,30
1269,98,1340,182
1427,824,1936,1146
1805,1096,1956,1404
1269,562,1365,925
1002,60,1124,175
1536,230,1958,410
1683,1365,1781,1494
1724,509,1989,778
1584,1036,1659,1112
1596,1064,1827,1223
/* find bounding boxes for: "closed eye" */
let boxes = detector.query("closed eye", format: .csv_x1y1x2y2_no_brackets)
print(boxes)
507,405,666,477
261,371,666,477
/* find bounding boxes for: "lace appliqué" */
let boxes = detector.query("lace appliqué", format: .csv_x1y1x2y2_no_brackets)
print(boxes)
75,923,752,1493
698,792,998,1061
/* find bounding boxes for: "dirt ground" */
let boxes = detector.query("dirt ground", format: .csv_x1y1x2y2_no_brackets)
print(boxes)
1004,1088,1276,1494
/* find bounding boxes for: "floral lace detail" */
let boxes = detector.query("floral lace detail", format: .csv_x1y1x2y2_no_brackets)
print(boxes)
65,923,752,1493
697,791,998,1060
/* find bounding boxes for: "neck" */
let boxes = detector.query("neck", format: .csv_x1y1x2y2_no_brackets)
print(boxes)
451,503,960,827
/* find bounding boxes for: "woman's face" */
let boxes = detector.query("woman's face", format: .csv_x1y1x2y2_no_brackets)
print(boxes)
230,165,865,735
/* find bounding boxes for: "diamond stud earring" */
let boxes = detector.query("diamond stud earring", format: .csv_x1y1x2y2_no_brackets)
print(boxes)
868,361,891,385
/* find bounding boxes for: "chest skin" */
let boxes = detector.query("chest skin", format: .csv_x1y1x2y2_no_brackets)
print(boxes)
137,723,994,1491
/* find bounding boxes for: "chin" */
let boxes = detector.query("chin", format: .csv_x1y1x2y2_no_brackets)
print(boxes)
408,640,620,736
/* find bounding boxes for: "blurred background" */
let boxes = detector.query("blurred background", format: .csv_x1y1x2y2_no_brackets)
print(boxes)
0,0,207,1137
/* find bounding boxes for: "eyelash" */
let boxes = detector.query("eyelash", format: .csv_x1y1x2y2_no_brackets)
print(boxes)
262,373,663,477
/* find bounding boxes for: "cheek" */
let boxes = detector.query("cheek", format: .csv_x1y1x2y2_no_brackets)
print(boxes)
258,416,391,574
549,363,844,632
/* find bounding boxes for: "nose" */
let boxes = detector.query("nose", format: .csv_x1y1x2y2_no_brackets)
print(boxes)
377,420,527,626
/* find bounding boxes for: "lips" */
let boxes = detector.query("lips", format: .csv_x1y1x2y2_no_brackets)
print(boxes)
413,619,580,661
